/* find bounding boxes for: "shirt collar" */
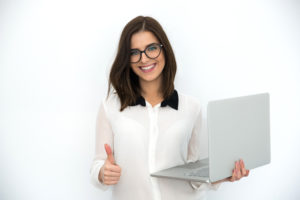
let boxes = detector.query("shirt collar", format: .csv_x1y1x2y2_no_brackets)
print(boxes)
130,90,178,110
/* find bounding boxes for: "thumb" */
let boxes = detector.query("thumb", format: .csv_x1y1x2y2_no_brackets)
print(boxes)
104,144,115,164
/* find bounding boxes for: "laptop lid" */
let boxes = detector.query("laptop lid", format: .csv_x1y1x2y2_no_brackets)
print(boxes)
207,93,270,182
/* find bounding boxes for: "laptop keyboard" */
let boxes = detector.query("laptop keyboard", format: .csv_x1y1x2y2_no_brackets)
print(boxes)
184,167,209,177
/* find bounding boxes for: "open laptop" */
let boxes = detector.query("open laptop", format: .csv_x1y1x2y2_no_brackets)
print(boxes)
151,93,270,183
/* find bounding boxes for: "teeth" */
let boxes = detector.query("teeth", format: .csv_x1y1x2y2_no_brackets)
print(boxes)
141,64,155,70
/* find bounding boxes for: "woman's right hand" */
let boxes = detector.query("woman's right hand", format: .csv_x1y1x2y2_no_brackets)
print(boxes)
98,144,122,185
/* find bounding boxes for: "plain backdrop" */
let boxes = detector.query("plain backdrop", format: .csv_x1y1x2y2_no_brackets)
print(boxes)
0,0,299,199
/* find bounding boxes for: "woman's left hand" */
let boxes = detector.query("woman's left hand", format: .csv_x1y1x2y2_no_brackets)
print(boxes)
212,159,250,184
228,159,250,182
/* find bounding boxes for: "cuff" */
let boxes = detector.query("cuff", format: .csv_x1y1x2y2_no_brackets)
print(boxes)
210,182,222,190
90,160,109,191
190,181,221,191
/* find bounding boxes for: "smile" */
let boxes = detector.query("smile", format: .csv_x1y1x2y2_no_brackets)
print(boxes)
139,63,156,73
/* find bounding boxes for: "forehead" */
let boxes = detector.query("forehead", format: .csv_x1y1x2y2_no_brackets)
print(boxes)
130,31,159,49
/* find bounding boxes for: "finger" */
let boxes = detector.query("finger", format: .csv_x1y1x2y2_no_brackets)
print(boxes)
237,171,241,180
240,159,247,176
105,164,122,173
104,180,119,185
240,159,245,168
246,169,250,177
233,169,239,181
103,175,120,182
104,144,115,164
230,165,236,182
230,170,235,182
236,161,241,172
104,171,121,177
236,162,242,180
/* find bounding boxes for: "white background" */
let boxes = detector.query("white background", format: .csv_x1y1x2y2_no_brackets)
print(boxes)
0,0,299,199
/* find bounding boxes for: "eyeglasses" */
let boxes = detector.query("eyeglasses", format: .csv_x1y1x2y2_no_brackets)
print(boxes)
130,43,163,63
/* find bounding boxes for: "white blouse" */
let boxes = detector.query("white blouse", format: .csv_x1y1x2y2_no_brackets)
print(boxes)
90,91,221,200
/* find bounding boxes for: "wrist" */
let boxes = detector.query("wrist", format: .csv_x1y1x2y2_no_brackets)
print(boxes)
212,177,229,185
98,167,104,183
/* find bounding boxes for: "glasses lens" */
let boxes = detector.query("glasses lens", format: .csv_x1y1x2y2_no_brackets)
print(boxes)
130,50,140,63
145,44,161,59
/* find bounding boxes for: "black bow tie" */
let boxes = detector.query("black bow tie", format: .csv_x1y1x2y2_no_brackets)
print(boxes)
131,90,178,110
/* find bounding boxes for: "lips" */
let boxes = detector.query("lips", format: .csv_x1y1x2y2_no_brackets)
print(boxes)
139,63,156,73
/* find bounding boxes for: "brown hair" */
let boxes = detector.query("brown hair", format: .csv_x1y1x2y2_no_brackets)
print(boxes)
107,16,177,111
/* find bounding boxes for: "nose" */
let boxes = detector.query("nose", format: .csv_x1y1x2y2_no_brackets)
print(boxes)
140,52,150,63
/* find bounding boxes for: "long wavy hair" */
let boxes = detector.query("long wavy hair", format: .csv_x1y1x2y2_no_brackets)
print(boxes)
107,16,177,111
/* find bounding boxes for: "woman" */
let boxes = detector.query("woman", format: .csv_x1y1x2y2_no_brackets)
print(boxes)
90,16,249,200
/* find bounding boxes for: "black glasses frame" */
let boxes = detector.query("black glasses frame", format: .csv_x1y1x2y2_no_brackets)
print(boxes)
130,43,163,63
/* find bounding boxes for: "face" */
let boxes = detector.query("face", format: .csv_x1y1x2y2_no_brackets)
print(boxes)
130,31,165,86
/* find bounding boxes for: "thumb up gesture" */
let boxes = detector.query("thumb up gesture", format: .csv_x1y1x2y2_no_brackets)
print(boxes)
98,144,122,185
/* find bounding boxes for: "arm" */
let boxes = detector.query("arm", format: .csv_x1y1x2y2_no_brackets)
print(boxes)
89,100,114,190
187,108,221,191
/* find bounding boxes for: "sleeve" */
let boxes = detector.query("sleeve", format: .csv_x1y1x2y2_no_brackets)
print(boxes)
187,107,222,191
89,100,114,191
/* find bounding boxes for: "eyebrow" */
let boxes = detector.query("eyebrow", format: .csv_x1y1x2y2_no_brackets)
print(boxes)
130,43,157,51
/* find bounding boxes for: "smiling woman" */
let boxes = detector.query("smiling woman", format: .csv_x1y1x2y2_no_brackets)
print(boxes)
90,16,249,200
107,16,177,111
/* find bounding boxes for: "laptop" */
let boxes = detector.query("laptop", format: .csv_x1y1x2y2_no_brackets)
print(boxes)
150,93,270,183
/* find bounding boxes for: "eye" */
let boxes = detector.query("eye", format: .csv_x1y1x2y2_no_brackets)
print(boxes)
130,50,140,56
147,45,158,51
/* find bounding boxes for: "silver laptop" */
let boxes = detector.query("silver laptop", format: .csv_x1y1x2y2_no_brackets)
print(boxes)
151,93,270,183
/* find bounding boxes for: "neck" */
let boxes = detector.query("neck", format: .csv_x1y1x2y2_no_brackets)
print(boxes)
139,76,163,100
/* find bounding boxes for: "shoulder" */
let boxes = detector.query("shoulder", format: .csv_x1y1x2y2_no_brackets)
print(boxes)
177,91,202,114
101,92,121,114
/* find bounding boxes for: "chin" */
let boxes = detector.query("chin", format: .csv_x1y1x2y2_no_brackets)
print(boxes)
140,73,162,83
